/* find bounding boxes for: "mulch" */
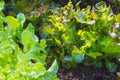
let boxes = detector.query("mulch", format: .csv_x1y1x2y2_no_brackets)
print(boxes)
57,64,120,80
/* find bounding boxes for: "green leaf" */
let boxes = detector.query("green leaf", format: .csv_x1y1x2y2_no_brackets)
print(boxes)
106,61,117,72
44,60,58,80
43,26,54,35
55,38,62,46
22,30,38,43
105,8,113,16
0,31,8,42
62,32,76,44
26,23,35,33
17,13,26,26
87,51,102,59
95,1,106,11
33,62,46,77
116,14,120,24
100,37,120,53
40,39,47,53
75,1,81,10
6,16,20,34
26,45,46,65
0,1,4,10
40,39,46,49
21,31,38,52
0,22,4,30
72,47,84,63
77,12,85,22
76,12,95,24
17,52,26,63
6,16,20,28
48,59,58,73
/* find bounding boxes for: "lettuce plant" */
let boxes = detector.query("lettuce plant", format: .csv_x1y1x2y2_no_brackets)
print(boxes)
4,0,60,39
43,1,120,72
0,1,58,79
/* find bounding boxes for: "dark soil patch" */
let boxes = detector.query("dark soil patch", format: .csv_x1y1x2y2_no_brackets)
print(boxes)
58,64,120,80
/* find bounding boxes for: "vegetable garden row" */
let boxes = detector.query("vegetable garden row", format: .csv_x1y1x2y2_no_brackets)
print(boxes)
0,0,120,79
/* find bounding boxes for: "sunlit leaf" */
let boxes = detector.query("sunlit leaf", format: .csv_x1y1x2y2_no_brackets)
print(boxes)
116,13,120,23
26,45,46,65
6,16,20,28
33,62,46,76
6,16,20,34
17,13,26,26
105,8,113,16
21,30,38,52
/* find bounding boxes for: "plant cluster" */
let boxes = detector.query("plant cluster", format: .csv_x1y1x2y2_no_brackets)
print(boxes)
42,1,120,72
0,1,58,80
4,0,59,28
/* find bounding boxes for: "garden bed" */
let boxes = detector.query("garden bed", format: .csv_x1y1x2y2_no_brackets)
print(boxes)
58,64,120,80
1,0,120,80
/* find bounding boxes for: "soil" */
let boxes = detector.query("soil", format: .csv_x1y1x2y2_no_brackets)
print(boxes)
57,64,120,80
